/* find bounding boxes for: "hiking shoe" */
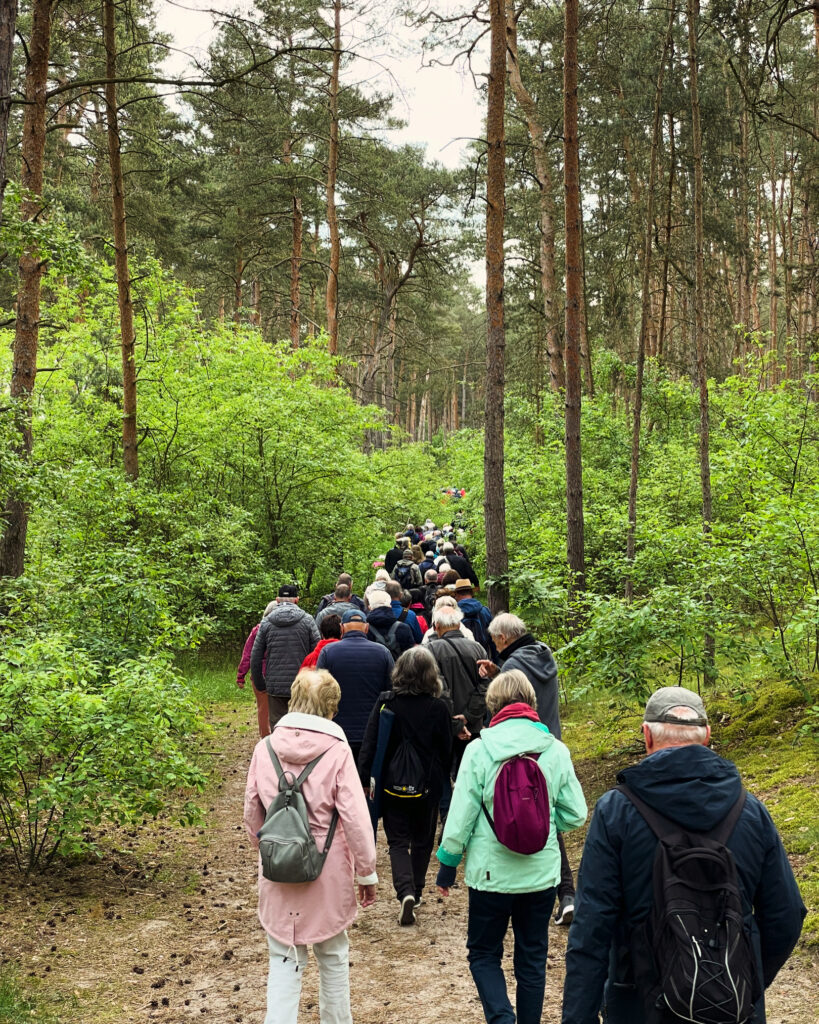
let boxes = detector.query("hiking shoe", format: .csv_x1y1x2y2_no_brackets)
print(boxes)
399,895,416,926
554,895,575,926
414,895,423,908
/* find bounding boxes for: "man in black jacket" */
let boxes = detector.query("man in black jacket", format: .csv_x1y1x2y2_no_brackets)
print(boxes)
384,535,407,575
562,687,806,1024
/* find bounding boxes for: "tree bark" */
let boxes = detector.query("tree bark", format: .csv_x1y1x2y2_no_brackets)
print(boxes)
564,0,585,618
506,5,563,392
484,0,509,615
625,3,674,601
291,193,303,346
0,0,18,228
103,0,138,481
325,0,341,355
658,110,675,364
0,0,51,579
687,0,715,681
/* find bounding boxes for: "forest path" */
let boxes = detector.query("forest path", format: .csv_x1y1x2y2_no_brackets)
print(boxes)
3,700,817,1024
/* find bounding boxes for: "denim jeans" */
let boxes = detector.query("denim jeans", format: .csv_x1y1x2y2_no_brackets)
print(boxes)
467,886,555,1024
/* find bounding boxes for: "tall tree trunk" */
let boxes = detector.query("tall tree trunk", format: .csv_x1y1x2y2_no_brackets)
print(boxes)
625,3,674,601
768,133,779,386
325,0,341,355
506,6,563,392
564,0,585,619
484,0,509,615
0,0,50,579
103,0,138,481
0,0,18,228
291,194,302,345
658,110,675,364
687,0,715,681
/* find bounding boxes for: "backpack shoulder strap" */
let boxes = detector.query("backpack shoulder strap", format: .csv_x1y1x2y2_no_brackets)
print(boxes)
265,738,286,782
615,783,681,840
442,633,482,691
398,608,408,622
708,788,747,846
386,621,400,642
295,751,327,787
368,624,385,645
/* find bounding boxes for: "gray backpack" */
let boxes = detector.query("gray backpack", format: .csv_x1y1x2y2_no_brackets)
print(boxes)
368,620,402,658
257,739,338,883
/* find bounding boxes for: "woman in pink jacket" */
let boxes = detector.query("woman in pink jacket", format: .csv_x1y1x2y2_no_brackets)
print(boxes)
236,601,277,738
244,669,378,1024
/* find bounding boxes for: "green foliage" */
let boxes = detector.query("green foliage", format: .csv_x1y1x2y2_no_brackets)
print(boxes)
0,634,205,873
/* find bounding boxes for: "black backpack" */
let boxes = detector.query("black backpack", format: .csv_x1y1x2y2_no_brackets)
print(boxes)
382,699,428,799
368,620,402,658
394,562,417,589
616,784,760,1024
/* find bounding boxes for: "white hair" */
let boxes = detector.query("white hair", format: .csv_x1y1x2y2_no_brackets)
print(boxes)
263,600,277,617
433,605,463,629
434,595,457,609
488,613,528,641
367,589,391,609
374,568,390,581
645,705,708,746
443,542,454,553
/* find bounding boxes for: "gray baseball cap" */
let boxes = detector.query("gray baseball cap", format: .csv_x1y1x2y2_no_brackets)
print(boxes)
644,686,708,726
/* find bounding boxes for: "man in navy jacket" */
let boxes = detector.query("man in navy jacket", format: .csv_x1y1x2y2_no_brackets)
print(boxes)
317,609,394,764
562,686,806,1024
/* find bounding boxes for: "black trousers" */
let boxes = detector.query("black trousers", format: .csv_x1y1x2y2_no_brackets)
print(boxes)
381,794,439,902
557,832,575,899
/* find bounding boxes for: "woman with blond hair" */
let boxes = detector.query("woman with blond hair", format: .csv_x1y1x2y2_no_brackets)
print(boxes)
435,669,587,1024
244,669,377,1024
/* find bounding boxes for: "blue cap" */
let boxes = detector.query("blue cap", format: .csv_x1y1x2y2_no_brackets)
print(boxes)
342,609,367,624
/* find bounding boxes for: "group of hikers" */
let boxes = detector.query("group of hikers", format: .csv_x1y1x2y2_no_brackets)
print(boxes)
239,521,807,1024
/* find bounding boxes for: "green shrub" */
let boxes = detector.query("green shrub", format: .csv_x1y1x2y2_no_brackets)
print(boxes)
0,633,205,872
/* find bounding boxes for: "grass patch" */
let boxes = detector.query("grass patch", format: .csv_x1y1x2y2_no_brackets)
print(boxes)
0,968,64,1023
563,674,819,947
177,650,250,707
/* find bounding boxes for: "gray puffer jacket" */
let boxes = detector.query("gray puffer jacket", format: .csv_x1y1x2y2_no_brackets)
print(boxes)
250,603,320,697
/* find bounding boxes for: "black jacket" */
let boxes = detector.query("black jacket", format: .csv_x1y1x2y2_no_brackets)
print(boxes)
427,631,488,735
316,632,394,743
561,744,806,1024
366,606,415,656
250,603,320,696
445,552,479,587
358,691,453,799
384,545,403,574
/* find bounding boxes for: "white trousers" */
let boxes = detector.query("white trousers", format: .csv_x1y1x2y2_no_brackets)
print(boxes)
264,931,352,1024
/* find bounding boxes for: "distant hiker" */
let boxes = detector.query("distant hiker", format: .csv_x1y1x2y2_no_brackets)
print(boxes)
418,549,437,576
317,610,394,764
391,546,422,590
315,574,365,618
366,590,415,659
442,541,479,588
300,613,342,670
410,543,425,564
358,647,452,925
453,580,494,656
408,589,429,634
421,568,441,617
244,669,377,1024
236,600,276,738
479,612,576,924
384,534,406,575
315,583,359,628
436,670,587,1024
385,580,423,643
251,585,320,729
562,687,806,1024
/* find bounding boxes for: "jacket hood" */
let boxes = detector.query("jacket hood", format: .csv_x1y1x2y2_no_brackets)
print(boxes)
479,718,554,762
367,606,398,628
501,641,556,685
457,597,486,615
267,602,309,627
267,712,347,765
617,744,742,832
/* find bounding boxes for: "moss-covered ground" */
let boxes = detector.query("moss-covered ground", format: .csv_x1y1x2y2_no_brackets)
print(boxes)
562,674,819,946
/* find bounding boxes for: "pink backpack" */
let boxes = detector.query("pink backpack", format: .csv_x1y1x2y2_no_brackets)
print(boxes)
482,754,551,854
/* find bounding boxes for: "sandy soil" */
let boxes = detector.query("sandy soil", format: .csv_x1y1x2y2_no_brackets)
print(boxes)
1,704,816,1024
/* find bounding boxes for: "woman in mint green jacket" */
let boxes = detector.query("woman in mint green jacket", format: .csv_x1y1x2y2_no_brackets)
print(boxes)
436,669,587,1024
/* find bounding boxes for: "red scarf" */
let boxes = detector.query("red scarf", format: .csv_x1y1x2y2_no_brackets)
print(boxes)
488,702,540,727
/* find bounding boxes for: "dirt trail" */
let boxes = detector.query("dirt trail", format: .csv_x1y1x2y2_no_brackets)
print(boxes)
2,704,816,1023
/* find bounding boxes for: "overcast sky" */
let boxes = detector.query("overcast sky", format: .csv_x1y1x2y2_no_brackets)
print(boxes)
153,0,485,170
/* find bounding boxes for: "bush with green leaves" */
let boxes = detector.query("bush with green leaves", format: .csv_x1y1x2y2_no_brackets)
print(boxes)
0,633,205,872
